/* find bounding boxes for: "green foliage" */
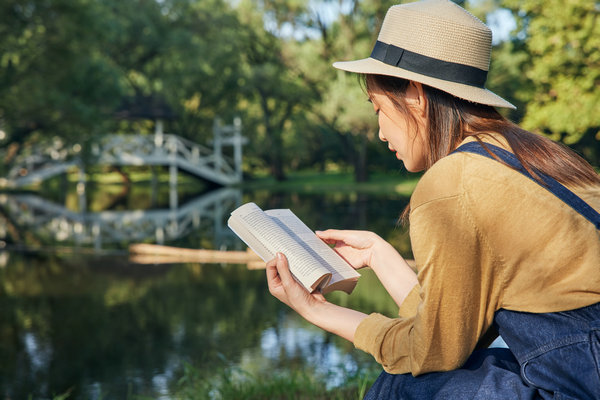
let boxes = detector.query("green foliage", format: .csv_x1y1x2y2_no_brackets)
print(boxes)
235,5,299,180
174,360,378,400
156,0,246,140
0,0,124,142
1,0,597,179
498,0,600,161
282,0,397,181
0,0,245,145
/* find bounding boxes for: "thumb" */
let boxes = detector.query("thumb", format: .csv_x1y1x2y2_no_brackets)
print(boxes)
274,252,295,285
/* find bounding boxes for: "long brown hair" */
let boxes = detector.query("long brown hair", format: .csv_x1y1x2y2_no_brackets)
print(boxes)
365,74,600,188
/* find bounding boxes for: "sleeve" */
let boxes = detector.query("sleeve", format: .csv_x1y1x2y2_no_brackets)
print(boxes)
353,193,501,375
398,283,421,318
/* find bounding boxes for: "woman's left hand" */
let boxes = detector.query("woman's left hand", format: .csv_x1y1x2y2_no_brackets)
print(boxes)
266,253,326,316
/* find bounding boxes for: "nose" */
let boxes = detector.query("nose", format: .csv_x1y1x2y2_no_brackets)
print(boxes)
378,130,387,142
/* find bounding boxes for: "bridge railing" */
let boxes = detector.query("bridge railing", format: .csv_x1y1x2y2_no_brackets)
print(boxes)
5,137,80,183
163,133,236,176
2,118,245,188
0,187,242,251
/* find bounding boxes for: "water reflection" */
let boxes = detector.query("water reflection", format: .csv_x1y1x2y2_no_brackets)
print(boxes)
256,317,368,388
0,252,275,398
0,187,412,399
0,187,241,251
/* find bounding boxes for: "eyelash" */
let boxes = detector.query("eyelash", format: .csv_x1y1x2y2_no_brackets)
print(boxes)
367,99,380,115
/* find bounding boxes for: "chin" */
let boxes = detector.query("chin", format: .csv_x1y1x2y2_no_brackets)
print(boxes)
404,163,425,173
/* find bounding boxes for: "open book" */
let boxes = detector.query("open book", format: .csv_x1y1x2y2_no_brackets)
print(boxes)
227,202,360,294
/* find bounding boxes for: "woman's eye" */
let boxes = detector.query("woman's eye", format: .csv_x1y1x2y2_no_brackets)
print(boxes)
367,98,379,115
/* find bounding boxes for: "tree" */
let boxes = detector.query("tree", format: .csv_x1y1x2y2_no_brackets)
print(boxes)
235,0,316,181
151,0,247,142
277,0,399,182
500,0,600,163
0,0,124,153
0,0,250,174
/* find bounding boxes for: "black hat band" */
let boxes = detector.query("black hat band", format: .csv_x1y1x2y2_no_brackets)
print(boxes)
370,40,488,88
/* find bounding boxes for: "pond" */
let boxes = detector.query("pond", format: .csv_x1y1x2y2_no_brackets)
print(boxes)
0,182,412,399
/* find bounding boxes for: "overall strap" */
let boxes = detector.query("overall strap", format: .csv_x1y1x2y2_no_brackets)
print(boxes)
453,141,600,229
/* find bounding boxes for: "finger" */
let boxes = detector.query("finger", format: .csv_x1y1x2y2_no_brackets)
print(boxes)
273,253,295,285
318,229,361,243
316,229,346,245
266,257,278,279
315,229,341,240
266,257,283,290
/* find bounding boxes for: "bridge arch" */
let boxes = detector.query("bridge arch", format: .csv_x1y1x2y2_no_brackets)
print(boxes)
1,118,247,189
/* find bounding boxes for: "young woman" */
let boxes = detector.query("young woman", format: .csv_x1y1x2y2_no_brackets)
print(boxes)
265,0,600,398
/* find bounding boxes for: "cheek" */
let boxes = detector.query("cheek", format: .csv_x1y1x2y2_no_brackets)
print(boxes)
385,121,410,149
410,138,428,171
378,117,394,141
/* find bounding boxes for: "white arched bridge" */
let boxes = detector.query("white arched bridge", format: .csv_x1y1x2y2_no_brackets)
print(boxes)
1,118,246,189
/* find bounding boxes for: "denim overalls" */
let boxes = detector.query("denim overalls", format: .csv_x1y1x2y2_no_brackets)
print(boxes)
365,143,600,399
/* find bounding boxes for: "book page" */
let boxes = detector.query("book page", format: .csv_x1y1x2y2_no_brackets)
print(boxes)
229,203,331,290
265,209,360,285
227,216,273,261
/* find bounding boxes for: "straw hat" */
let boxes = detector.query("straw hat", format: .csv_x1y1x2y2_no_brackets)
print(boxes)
333,0,515,109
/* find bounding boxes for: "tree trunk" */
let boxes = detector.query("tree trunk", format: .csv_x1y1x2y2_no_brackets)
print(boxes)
354,134,369,182
259,89,287,182
270,150,286,181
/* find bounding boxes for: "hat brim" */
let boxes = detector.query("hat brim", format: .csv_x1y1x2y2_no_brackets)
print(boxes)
333,58,515,109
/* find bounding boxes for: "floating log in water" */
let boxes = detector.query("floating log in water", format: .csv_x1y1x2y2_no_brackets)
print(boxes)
128,243,416,271
128,243,264,268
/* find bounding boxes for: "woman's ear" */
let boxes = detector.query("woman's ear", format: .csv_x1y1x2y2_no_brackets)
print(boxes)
405,81,428,117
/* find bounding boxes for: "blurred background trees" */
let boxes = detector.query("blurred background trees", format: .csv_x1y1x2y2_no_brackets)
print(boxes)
1,0,598,181
501,0,600,163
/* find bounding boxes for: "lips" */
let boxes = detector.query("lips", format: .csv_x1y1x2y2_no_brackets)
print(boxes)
388,146,401,160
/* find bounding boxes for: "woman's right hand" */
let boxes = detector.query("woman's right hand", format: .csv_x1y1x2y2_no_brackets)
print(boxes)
266,252,368,343
317,228,419,308
315,229,382,270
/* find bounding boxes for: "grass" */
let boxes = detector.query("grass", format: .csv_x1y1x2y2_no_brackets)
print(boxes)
43,365,379,400
236,170,419,196
83,166,206,187
173,362,380,400
21,166,419,197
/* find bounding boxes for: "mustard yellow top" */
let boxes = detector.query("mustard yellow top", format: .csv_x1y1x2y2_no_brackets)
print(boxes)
354,136,600,375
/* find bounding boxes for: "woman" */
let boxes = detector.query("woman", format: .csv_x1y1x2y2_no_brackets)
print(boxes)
266,0,600,398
